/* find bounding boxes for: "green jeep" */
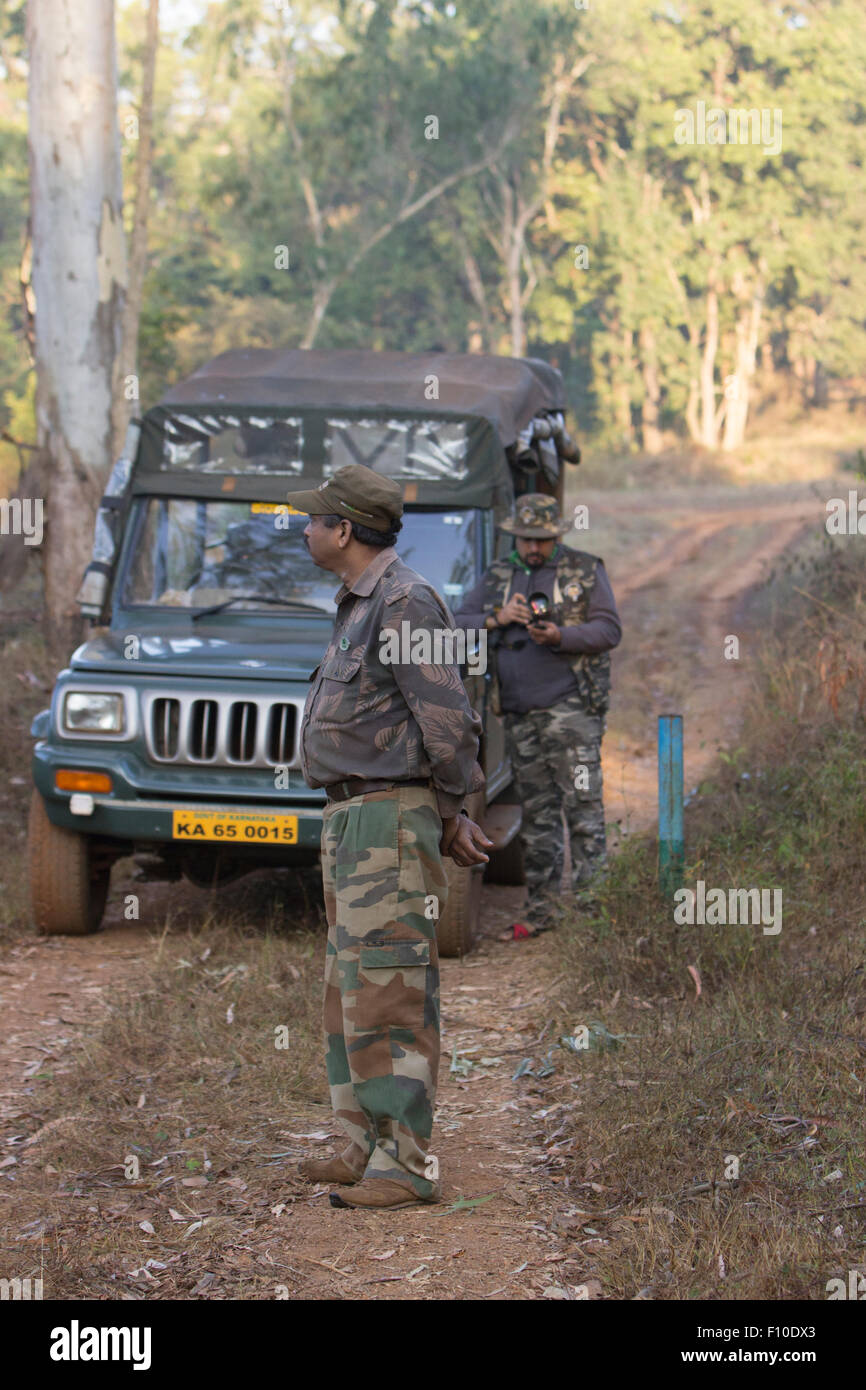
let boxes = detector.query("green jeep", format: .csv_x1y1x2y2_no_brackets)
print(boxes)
28,349,579,955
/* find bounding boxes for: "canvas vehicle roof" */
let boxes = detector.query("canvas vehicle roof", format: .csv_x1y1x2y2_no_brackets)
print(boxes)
79,349,575,616
159,348,566,449
132,348,573,512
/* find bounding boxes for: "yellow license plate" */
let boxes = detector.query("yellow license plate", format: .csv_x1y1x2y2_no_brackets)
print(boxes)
172,810,298,844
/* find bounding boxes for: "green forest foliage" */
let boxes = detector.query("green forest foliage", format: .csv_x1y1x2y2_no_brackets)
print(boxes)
1,0,865,485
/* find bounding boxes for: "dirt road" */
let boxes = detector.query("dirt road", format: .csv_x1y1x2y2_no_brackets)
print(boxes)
0,483,824,1298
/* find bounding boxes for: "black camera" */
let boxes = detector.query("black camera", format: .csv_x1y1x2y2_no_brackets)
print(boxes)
527,591,551,626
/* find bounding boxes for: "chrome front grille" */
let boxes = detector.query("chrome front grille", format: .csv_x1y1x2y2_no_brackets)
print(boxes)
143,692,302,768
266,701,295,765
152,697,180,758
191,699,218,760
228,701,257,762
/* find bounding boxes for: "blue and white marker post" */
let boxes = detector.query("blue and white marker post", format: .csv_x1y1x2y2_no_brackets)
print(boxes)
658,714,684,894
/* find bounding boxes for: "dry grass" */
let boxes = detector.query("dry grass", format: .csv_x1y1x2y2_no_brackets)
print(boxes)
0,909,329,1300
0,598,54,937
548,545,866,1300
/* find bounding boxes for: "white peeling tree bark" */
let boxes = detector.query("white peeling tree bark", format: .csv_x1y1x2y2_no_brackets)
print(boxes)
113,0,159,462
699,278,720,449
721,277,764,452
27,0,126,654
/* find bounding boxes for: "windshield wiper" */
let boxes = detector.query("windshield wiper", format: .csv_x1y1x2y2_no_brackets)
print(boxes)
192,594,328,620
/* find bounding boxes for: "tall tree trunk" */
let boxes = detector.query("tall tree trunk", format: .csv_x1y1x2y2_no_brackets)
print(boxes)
300,280,336,350
506,230,526,358
800,355,816,406
700,278,719,448
639,322,663,453
446,208,491,350
495,173,527,358
664,259,701,444
113,0,159,460
28,0,126,654
722,284,763,451
613,325,634,444
489,57,592,360
685,371,701,443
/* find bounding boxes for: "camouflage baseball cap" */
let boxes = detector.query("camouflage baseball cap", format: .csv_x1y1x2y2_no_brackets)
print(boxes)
285,463,403,534
499,493,569,538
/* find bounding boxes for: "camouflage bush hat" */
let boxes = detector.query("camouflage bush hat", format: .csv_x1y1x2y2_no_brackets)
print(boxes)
285,463,403,533
499,493,569,538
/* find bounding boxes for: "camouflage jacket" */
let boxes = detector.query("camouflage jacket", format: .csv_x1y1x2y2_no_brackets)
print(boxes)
477,546,613,717
300,547,484,818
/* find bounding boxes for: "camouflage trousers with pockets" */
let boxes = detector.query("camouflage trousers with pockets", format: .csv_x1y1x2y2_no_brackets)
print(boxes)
505,692,607,914
320,785,447,1199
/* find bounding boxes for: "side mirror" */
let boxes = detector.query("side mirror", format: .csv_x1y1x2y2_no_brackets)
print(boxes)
30,709,51,739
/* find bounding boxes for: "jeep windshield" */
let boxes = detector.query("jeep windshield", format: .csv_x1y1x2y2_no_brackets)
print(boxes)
120,498,482,614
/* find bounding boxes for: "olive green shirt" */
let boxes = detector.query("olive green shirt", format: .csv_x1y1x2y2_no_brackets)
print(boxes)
300,547,484,817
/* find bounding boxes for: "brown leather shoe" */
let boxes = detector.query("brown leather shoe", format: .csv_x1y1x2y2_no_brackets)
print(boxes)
297,1155,361,1185
329,1178,438,1210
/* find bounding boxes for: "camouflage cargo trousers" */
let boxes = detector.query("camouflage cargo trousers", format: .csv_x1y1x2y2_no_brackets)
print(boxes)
320,785,447,1200
505,692,607,909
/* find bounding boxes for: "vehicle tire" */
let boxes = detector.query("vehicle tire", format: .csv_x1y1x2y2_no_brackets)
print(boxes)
435,858,483,959
484,833,526,886
28,791,110,935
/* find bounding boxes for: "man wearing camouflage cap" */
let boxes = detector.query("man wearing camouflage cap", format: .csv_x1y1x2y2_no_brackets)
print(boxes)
285,463,491,1210
455,494,621,933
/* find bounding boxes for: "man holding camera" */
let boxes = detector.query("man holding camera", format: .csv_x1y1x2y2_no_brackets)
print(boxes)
454,494,621,933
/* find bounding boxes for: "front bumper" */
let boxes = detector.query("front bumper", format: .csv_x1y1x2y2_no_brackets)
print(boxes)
32,743,324,849
36,792,324,848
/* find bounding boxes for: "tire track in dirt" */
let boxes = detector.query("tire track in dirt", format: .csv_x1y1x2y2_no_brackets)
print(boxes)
612,499,820,601
600,497,823,835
